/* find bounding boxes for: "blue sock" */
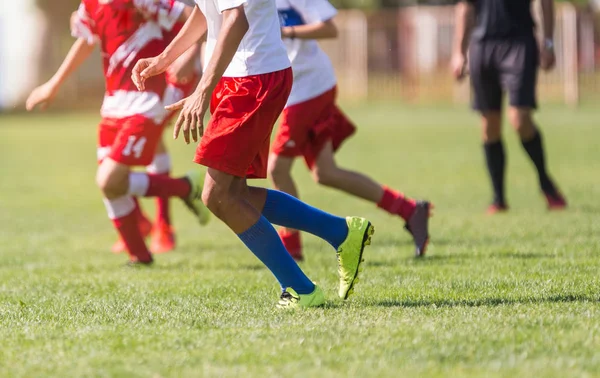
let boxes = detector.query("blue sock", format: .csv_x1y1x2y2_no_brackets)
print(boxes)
238,216,315,295
261,189,348,250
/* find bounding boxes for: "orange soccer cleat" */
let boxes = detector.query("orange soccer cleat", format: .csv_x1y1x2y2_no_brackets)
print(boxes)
149,222,176,254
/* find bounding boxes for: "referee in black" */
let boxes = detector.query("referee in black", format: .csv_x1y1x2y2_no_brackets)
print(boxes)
451,0,567,214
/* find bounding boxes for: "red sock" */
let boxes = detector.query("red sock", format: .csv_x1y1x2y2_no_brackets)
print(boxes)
377,186,417,222
112,211,153,263
150,173,171,225
146,175,191,198
132,197,150,224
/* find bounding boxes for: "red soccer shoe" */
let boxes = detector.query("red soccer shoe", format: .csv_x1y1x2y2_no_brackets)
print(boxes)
149,222,176,254
486,203,509,215
545,191,567,210
278,229,303,261
111,216,153,254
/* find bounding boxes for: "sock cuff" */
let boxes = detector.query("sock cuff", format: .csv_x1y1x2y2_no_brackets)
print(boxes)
103,195,136,220
238,216,269,243
261,189,280,217
128,172,150,196
522,130,542,146
146,153,172,175
377,186,397,207
484,140,504,148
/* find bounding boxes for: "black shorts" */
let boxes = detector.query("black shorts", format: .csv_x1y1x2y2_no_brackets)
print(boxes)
468,36,539,112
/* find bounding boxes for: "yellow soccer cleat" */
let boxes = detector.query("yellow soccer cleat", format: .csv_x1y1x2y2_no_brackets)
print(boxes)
277,285,325,309
337,217,375,300
183,170,211,226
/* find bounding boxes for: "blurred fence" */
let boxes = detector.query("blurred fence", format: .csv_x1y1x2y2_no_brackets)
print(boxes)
5,3,599,110
323,3,599,106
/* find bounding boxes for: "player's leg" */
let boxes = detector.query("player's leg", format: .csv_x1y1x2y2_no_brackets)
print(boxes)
244,183,374,300
98,117,208,265
96,157,153,264
480,111,506,213
469,39,507,214
311,141,430,256
503,37,566,209
146,138,175,253
202,168,319,299
267,154,303,261
197,70,373,303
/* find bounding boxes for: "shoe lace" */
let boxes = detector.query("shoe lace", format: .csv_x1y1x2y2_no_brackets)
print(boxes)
279,290,299,305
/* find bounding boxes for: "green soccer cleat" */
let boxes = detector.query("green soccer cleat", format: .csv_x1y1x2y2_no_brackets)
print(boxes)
277,285,325,309
337,217,375,300
183,170,211,226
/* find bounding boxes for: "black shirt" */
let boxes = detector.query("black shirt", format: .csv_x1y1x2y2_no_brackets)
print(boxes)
467,0,535,41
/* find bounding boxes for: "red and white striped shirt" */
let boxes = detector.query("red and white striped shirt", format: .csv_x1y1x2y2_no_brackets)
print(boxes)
72,0,185,122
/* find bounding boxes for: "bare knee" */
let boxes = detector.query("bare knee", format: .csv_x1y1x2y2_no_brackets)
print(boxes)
201,176,240,218
96,161,130,199
508,107,536,140
312,164,339,187
481,112,502,143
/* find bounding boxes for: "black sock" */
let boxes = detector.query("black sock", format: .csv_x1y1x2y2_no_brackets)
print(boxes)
521,130,555,194
483,140,506,206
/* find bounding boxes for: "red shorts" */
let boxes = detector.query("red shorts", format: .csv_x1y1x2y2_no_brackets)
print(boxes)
194,68,293,179
97,115,164,166
271,86,356,168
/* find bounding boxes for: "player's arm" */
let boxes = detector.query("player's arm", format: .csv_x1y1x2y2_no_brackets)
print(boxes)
283,0,338,40
451,0,475,81
26,38,95,111
166,3,249,144
281,19,337,40
132,5,207,90
539,0,556,70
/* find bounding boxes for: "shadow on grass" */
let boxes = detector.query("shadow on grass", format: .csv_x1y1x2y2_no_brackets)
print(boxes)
375,293,597,308
407,251,555,263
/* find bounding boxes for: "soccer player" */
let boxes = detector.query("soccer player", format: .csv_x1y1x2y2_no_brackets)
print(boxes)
26,0,209,265
132,1,374,308
268,0,431,261
452,0,567,214
111,19,205,255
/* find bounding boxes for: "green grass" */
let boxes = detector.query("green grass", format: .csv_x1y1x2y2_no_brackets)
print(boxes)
1,104,600,377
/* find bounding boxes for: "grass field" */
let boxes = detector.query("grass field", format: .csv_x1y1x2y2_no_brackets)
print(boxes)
1,104,600,377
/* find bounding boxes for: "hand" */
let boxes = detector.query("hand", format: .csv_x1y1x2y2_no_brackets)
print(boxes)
132,56,170,91
166,88,210,144
26,82,58,111
450,52,467,81
540,46,556,71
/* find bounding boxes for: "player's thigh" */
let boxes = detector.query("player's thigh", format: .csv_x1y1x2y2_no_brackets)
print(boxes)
499,37,538,110
468,41,503,112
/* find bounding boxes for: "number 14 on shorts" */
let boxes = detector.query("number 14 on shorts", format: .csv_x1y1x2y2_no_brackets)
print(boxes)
122,136,147,159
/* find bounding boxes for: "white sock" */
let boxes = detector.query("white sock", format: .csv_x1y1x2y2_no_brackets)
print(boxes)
103,195,135,220
146,153,171,175
128,172,150,197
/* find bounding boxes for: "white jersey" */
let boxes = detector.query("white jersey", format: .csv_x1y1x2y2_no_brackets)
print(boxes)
194,0,290,77
276,0,337,107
